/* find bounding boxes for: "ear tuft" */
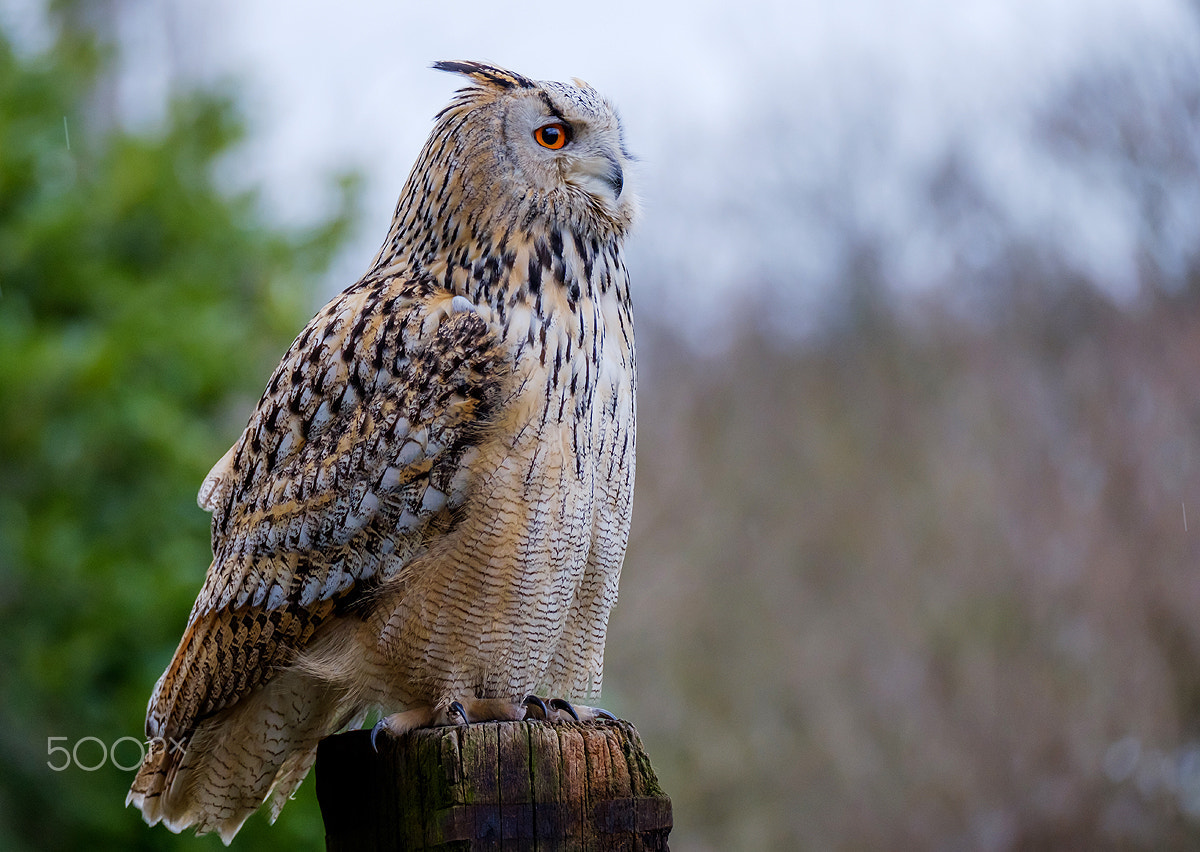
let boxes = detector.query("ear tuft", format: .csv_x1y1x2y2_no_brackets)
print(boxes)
433,61,536,91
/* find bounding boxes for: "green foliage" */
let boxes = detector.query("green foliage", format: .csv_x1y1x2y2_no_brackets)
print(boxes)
0,17,357,852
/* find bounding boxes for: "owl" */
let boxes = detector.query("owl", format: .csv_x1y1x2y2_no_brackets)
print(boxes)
126,60,637,842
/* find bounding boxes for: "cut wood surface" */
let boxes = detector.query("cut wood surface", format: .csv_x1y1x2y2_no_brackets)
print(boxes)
316,719,672,851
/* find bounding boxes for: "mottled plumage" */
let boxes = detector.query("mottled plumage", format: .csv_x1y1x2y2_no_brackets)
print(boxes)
127,61,637,842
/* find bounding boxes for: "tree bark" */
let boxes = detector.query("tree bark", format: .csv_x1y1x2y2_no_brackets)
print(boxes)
316,719,672,851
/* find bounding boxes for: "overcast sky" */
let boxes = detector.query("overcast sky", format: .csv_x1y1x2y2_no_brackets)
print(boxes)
8,0,1200,332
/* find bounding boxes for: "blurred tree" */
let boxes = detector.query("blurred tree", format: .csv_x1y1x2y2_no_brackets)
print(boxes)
0,9,358,851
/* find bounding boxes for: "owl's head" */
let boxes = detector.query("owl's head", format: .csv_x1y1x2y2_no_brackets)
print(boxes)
426,60,637,236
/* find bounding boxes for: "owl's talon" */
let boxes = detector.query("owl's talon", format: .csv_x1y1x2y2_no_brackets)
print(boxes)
448,701,469,724
567,703,615,722
549,697,580,721
367,705,451,748
531,697,616,723
369,719,387,752
522,694,550,721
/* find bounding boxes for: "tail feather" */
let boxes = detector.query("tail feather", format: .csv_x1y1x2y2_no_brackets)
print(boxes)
125,735,180,829
264,705,369,823
127,668,357,844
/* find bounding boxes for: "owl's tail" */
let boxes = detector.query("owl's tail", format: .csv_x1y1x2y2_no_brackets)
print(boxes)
126,668,361,844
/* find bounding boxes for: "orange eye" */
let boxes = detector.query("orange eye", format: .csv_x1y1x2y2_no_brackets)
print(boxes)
533,122,570,150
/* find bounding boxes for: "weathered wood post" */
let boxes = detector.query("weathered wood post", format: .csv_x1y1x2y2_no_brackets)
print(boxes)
315,719,672,851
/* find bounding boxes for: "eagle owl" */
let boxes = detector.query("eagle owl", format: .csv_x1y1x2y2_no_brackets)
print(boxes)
127,60,637,842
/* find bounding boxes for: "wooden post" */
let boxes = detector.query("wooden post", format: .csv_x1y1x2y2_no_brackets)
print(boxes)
315,719,672,851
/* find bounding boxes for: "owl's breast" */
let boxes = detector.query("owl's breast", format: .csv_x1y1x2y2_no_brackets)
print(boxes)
493,287,634,486
365,280,634,702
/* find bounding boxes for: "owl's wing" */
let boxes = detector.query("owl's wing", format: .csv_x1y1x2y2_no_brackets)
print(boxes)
146,280,508,742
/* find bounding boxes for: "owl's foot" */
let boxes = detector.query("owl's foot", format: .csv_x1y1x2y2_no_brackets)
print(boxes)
521,694,616,723
369,698,528,750
369,695,616,750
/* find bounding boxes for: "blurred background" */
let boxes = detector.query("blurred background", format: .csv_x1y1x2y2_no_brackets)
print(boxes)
2,0,1200,849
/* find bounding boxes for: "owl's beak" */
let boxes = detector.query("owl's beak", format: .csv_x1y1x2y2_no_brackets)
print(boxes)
572,150,626,205
604,154,624,199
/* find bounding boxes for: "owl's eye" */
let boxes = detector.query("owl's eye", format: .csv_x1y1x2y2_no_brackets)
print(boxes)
533,122,570,150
